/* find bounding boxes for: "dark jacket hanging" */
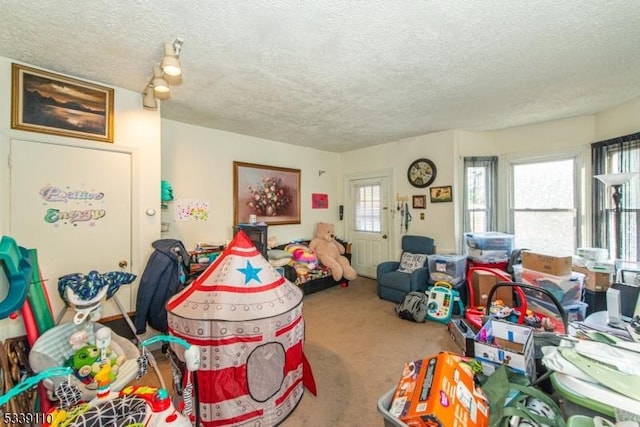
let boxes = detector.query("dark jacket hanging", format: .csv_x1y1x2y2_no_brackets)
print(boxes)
135,238,190,334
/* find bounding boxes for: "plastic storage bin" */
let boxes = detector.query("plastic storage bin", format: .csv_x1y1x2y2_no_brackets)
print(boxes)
377,387,408,427
427,254,467,284
520,268,585,307
465,232,514,263
464,232,515,251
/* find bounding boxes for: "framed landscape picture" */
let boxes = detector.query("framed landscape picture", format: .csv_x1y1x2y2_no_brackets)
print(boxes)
233,161,301,225
11,63,114,143
430,185,453,203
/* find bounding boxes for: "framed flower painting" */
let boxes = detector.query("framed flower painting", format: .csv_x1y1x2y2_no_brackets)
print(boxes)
233,161,301,226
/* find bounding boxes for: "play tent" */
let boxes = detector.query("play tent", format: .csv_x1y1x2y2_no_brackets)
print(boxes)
167,231,309,426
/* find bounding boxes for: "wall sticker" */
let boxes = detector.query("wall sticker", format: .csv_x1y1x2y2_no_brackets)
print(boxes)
39,184,107,226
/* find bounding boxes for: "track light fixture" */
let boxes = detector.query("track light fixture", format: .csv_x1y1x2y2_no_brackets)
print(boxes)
141,38,184,109
162,38,183,77
142,84,158,110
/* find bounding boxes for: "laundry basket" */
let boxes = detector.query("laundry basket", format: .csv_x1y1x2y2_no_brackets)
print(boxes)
377,387,408,427
29,321,140,401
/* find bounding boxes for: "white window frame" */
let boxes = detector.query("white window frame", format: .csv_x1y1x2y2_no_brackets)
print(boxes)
497,146,590,250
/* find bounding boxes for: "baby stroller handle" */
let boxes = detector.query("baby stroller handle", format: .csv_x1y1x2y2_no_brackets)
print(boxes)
487,281,568,331
142,335,192,350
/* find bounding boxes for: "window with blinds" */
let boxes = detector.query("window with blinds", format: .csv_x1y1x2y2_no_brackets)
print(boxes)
354,183,381,232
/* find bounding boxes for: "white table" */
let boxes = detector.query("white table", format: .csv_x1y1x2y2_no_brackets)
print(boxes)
577,310,633,339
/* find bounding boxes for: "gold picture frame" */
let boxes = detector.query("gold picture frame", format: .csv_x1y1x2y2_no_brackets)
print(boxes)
233,161,301,226
430,185,453,203
412,195,426,209
11,63,114,143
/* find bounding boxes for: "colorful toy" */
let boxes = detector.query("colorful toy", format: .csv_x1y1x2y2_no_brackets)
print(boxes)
425,281,464,324
284,243,318,273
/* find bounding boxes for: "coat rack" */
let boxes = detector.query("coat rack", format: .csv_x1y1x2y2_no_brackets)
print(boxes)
396,194,411,233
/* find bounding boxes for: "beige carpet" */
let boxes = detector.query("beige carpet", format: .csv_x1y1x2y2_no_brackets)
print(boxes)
282,276,458,426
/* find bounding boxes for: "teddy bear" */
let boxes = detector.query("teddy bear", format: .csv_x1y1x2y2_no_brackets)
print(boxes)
309,222,357,281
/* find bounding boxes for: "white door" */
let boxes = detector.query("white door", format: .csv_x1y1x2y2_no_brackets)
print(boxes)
347,174,391,278
9,139,132,323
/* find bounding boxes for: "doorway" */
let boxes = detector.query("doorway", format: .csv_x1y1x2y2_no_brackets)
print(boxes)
345,170,393,278
7,139,133,324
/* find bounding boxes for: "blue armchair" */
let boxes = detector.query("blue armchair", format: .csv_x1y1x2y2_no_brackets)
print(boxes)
377,235,435,303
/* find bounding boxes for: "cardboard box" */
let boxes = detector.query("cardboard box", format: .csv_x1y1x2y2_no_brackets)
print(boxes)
572,265,612,291
474,319,535,380
447,318,476,357
471,269,513,307
522,251,572,276
389,352,489,427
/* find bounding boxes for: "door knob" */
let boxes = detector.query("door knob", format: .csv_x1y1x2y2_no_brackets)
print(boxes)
119,260,128,268
382,234,388,239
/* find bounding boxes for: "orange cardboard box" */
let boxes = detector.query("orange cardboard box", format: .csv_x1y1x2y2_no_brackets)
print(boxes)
389,352,489,427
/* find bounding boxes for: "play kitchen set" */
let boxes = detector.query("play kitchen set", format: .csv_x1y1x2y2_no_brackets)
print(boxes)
386,233,640,426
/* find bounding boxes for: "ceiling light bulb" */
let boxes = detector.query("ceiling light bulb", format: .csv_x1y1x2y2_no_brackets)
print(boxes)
162,42,182,77
152,65,170,99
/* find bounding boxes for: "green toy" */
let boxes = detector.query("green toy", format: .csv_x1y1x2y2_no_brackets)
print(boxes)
65,344,122,382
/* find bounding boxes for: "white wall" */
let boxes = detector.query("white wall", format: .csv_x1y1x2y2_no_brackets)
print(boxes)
0,56,161,340
341,130,459,254
337,107,640,258
160,120,343,250
595,97,640,141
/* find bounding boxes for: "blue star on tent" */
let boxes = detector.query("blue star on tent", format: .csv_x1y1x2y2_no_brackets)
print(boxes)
237,261,262,284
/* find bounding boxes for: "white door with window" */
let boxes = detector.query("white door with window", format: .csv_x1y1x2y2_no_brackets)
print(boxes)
8,139,132,324
346,173,391,278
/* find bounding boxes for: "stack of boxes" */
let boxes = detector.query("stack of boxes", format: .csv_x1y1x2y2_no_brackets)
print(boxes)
572,247,614,315
520,251,587,323
464,232,515,310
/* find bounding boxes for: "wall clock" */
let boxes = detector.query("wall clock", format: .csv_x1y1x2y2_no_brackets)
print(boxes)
407,158,437,188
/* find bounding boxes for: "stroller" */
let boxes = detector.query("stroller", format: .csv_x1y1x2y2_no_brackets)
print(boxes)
465,266,569,335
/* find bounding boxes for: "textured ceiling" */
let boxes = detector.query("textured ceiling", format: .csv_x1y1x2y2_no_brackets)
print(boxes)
1,1,640,152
